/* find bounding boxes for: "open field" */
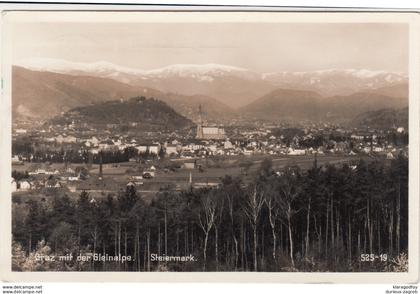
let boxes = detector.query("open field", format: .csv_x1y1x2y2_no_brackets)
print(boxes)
92,154,369,180
12,154,372,202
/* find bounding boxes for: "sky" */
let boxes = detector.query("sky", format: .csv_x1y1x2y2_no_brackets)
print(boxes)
10,22,408,73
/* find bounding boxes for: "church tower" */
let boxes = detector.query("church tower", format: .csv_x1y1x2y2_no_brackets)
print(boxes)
196,104,203,139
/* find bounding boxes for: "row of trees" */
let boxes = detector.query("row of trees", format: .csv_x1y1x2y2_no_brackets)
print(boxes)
12,146,161,164
270,127,408,149
12,156,408,272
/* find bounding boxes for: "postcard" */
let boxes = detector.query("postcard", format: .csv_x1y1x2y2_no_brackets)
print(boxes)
0,8,419,283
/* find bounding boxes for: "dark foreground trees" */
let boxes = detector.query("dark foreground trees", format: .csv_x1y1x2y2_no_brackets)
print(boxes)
12,156,408,272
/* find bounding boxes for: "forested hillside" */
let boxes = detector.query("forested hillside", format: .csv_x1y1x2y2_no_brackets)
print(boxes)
52,97,193,131
12,156,408,272
351,108,408,130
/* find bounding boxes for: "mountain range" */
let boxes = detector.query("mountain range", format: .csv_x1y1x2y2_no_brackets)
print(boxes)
12,59,409,127
16,58,408,108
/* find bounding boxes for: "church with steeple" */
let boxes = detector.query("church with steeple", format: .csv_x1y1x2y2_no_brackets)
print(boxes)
195,104,226,140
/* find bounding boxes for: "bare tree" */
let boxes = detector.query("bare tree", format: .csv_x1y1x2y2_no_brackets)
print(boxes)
226,191,239,269
276,167,302,268
223,177,242,270
213,192,225,271
243,185,265,271
197,192,217,271
265,188,280,263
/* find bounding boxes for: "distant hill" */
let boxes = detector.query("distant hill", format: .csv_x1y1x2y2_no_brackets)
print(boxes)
324,91,407,120
12,66,140,119
350,107,408,129
52,97,193,131
240,87,408,123
364,83,408,99
161,93,235,123
239,88,323,121
12,66,233,121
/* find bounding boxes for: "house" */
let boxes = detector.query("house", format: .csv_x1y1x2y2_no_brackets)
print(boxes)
183,162,196,169
373,146,384,152
11,178,17,192
165,145,178,156
45,179,62,189
224,140,233,149
11,155,21,164
185,143,203,151
149,144,161,155
88,136,100,146
113,139,123,147
63,135,77,143
215,149,225,155
136,145,148,154
118,144,128,151
15,129,27,134
67,185,77,193
288,148,306,155
66,167,75,174
90,148,100,155
386,152,395,159
363,147,371,154
243,147,254,156
334,142,347,152
208,145,217,153
55,134,65,143
68,175,79,181
19,180,32,191
192,182,220,189
99,140,115,150
180,151,194,158
84,141,93,148
44,137,56,142
351,134,365,140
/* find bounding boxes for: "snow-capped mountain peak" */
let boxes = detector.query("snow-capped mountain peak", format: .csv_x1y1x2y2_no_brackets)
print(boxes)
15,58,147,75
145,63,260,81
148,63,248,74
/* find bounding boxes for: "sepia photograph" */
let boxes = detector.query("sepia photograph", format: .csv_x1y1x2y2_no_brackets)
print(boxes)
1,10,419,282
